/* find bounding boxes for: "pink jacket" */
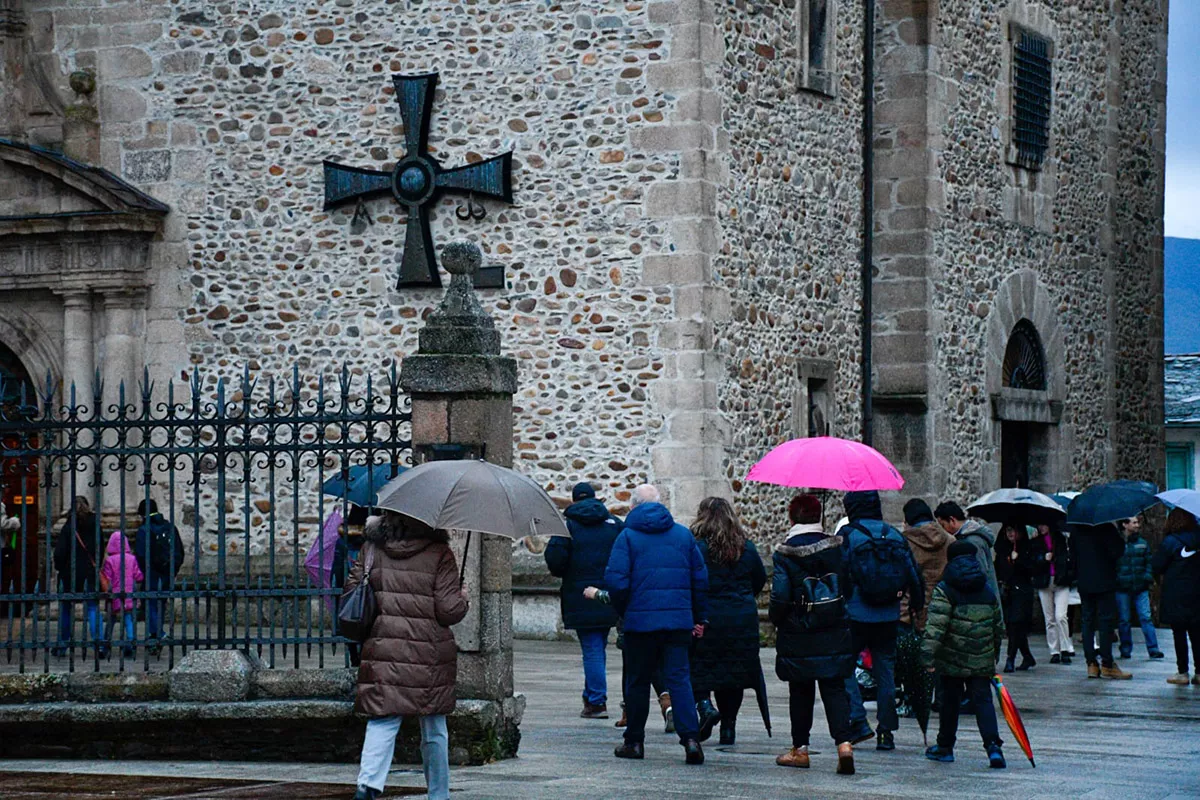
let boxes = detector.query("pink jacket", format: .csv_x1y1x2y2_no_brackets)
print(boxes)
100,531,143,612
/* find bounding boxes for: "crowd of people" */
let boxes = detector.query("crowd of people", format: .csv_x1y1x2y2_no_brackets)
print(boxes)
342,480,1200,800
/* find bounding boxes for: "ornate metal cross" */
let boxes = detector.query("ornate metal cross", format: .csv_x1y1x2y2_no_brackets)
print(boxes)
323,73,514,288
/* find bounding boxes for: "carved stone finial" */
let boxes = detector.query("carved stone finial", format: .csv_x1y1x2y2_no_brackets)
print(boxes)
411,241,501,357
442,241,481,276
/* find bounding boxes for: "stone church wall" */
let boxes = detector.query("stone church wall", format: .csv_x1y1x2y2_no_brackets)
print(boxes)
712,0,867,539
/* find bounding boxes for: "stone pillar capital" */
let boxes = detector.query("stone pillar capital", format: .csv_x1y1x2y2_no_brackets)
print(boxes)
100,290,143,310
59,291,92,309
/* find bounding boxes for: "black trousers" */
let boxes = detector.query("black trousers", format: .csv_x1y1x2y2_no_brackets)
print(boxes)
937,676,1001,750
623,630,700,745
1080,591,1117,667
789,678,852,748
709,688,744,729
1173,623,1200,674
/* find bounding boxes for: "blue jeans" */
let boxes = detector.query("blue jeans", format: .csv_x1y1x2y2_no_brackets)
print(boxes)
357,715,449,799
56,600,101,648
145,574,170,641
578,627,610,706
106,611,136,654
845,620,899,733
1116,590,1159,656
937,676,1001,750
623,630,700,744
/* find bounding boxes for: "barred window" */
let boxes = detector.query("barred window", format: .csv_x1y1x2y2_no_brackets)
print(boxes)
1011,28,1053,170
798,0,837,97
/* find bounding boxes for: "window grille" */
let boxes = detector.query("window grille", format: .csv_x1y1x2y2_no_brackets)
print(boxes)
1012,29,1052,170
1002,319,1047,391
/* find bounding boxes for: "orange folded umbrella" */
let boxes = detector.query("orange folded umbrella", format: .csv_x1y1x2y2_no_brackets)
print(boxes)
992,674,1035,767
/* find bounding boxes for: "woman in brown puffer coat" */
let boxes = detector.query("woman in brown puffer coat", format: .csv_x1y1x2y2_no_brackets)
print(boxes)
348,512,469,800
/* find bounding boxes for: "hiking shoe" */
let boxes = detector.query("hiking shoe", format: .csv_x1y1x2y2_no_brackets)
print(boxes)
615,703,627,728
581,703,608,719
684,739,705,765
1167,673,1190,686
849,722,875,745
1050,653,1062,664
1017,655,1036,671
876,730,895,751
1086,662,1101,679
776,746,810,768
1100,663,1132,680
987,744,1006,769
925,745,954,762
1149,650,1165,659
696,699,721,743
614,742,644,759
836,742,855,775
659,692,675,734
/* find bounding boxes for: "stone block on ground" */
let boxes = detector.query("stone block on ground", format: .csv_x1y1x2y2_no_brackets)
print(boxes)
168,649,253,702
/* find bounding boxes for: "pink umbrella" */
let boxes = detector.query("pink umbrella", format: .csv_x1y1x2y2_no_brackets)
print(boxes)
305,508,343,614
746,437,904,491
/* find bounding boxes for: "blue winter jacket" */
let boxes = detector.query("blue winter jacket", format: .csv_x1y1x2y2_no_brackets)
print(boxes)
603,502,708,633
544,499,623,630
839,521,924,624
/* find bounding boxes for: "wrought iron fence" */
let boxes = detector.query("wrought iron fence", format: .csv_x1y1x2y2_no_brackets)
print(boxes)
0,364,411,673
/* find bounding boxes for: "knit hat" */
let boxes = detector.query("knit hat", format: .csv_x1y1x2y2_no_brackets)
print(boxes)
843,490,883,522
903,498,934,527
572,482,596,501
947,540,975,560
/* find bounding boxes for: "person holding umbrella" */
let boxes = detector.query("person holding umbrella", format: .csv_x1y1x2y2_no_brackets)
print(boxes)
1153,504,1200,686
1070,523,1131,680
348,511,469,800
770,494,857,775
688,496,766,746
1031,522,1075,665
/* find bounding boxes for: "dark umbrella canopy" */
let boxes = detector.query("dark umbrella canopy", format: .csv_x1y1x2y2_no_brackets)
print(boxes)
1066,482,1161,527
321,463,403,508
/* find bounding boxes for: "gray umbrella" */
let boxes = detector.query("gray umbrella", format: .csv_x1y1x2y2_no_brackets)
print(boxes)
375,460,569,582
967,488,1066,526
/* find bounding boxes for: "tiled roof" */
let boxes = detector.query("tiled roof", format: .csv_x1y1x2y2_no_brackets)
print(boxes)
1165,355,1200,426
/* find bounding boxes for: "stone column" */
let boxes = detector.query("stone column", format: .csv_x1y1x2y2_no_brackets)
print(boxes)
61,292,95,503
100,292,138,514
400,241,523,759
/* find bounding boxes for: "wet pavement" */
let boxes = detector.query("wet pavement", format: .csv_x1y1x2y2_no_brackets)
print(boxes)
2,633,1199,799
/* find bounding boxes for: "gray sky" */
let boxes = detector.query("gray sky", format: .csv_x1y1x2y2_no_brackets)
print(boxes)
1167,3,1200,238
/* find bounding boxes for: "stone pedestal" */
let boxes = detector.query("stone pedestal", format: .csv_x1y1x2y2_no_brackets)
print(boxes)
400,241,521,757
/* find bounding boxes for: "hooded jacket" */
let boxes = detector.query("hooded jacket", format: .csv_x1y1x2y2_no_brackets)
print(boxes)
1115,532,1154,594
922,554,1004,677
602,502,708,633
839,491,924,624
770,525,855,681
900,519,954,631
544,498,622,630
1152,528,1200,627
956,519,1002,609
100,531,143,612
348,518,469,718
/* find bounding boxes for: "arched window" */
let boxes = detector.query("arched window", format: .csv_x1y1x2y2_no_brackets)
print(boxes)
1002,319,1047,391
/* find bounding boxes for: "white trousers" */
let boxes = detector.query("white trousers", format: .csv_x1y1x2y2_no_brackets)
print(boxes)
357,714,449,799
1038,585,1075,655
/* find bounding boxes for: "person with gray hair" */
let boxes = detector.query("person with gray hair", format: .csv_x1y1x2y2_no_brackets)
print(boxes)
630,484,661,507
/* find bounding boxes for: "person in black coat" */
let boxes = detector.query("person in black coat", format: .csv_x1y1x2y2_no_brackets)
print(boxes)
1030,523,1075,664
545,482,623,718
1154,507,1200,685
995,524,1036,672
769,494,856,775
1070,522,1130,679
688,496,766,746
51,496,102,656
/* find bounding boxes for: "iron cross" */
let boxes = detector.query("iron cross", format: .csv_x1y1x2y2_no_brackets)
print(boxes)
322,73,514,288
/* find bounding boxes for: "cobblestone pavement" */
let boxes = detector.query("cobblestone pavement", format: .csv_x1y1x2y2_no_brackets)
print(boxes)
2,634,1199,799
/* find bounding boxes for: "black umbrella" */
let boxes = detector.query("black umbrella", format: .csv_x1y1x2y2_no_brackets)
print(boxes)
895,626,936,746
753,662,772,738
1066,482,1161,527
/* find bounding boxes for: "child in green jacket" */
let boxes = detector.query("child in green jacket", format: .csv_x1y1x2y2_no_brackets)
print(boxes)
923,541,1006,768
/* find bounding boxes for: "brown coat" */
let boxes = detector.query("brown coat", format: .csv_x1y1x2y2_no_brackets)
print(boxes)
900,521,954,631
347,534,469,718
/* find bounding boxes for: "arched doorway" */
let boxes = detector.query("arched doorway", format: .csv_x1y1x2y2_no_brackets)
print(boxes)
1000,320,1049,489
0,342,40,607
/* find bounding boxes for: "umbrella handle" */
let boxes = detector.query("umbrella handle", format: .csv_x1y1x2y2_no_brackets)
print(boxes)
459,530,472,587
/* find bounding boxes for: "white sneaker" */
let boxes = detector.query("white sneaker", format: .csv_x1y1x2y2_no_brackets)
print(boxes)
1167,672,1190,686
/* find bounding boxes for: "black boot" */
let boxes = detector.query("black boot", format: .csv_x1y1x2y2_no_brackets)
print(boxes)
1003,657,1015,673
696,699,721,743
614,741,645,759
684,739,705,765
719,721,736,746
352,786,381,800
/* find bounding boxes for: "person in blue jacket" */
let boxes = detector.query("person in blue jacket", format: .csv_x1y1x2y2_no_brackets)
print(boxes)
545,482,623,719
601,484,709,765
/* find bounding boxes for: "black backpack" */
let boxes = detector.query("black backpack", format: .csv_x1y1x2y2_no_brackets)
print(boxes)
847,522,911,606
795,571,844,631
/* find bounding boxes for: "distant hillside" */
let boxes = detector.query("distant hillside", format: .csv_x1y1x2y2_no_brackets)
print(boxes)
1166,236,1200,354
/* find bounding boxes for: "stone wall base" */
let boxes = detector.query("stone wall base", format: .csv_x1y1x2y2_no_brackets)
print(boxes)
0,695,525,765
